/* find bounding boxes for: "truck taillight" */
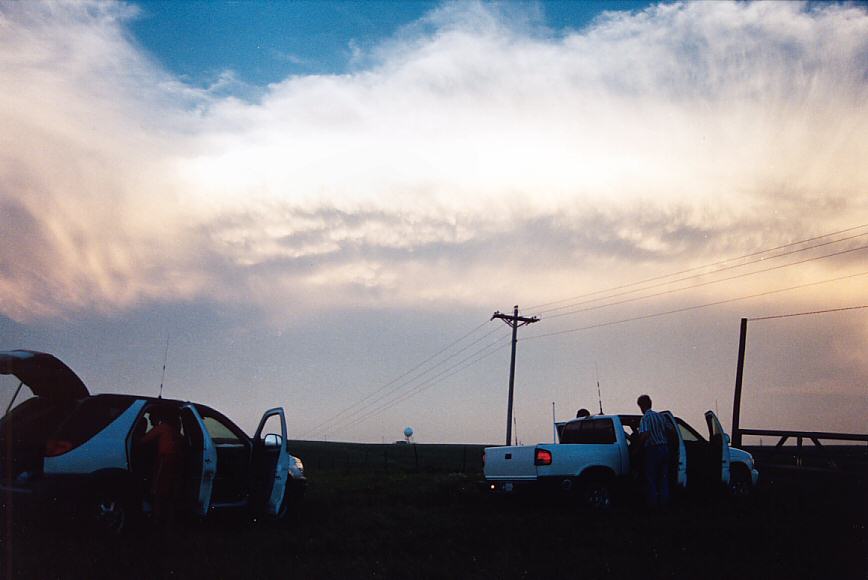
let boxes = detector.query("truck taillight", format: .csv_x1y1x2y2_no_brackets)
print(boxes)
45,439,74,457
534,448,552,466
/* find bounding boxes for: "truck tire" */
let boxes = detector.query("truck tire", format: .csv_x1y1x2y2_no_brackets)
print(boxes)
273,480,304,523
580,478,613,511
728,465,752,498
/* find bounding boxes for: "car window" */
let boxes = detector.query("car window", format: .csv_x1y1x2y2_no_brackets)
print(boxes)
201,416,243,444
676,419,705,442
258,413,284,443
560,419,616,444
54,396,134,447
193,406,249,446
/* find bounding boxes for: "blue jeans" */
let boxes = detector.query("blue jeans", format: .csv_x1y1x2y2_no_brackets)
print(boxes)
643,444,670,508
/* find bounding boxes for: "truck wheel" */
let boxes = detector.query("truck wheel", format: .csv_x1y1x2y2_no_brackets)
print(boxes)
581,479,613,511
728,466,752,498
273,482,304,523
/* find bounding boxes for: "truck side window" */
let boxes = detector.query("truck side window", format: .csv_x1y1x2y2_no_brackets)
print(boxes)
201,416,243,445
195,406,249,447
676,419,704,442
560,419,616,444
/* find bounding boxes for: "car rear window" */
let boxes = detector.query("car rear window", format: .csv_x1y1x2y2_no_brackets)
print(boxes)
53,396,134,448
560,419,617,444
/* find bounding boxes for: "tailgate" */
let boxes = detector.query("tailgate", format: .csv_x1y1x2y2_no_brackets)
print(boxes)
484,446,538,480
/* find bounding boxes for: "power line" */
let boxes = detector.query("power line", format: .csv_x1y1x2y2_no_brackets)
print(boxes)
300,318,493,438
310,325,507,438
334,337,510,435
330,333,510,434
523,269,868,341
537,231,868,316
542,242,868,321
526,222,868,312
330,335,512,435
748,304,868,321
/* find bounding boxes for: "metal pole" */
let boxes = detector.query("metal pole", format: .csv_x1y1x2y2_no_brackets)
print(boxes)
731,317,748,447
552,402,557,444
505,305,519,446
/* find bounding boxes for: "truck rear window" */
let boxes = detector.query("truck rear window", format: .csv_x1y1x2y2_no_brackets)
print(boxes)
560,419,616,444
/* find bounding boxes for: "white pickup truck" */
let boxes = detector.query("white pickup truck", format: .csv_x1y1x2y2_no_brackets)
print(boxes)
483,411,758,509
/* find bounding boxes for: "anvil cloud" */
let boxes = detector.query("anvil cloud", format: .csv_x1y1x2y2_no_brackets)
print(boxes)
2,1,866,321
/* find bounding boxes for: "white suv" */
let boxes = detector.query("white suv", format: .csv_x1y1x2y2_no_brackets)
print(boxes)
1,350,305,533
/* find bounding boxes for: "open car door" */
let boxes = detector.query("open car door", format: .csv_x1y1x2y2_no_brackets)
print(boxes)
705,411,731,486
180,404,217,516
661,411,687,489
253,407,289,517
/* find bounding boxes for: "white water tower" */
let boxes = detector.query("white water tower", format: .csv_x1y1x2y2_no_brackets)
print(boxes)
403,426,414,443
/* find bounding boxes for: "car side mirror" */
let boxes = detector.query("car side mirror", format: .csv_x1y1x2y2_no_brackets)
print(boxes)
724,433,731,445
263,433,283,448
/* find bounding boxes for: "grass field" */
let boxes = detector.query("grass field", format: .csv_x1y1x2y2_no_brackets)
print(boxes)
5,442,867,579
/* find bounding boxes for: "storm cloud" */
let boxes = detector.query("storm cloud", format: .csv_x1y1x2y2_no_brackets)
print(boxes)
2,1,866,322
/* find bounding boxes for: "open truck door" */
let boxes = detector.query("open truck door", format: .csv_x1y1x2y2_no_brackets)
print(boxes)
253,408,289,517
661,411,687,489
705,411,731,486
180,404,217,516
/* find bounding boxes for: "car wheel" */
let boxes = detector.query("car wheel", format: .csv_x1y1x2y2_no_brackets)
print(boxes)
728,467,752,498
581,479,613,511
90,490,129,535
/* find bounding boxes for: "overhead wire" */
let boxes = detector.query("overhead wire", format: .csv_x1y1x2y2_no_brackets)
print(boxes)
330,333,513,434
311,324,506,438
300,318,493,438
748,304,868,321
541,241,868,320
526,222,868,313
522,269,868,341
536,231,868,316
328,331,511,435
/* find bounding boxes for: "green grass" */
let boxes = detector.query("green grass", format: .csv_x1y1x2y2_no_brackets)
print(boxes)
5,442,867,579
285,440,487,474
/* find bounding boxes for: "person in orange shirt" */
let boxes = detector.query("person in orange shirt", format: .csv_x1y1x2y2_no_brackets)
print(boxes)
139,408,183,527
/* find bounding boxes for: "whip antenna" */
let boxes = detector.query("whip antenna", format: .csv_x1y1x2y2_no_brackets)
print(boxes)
159,333,170,399
595,362,603,414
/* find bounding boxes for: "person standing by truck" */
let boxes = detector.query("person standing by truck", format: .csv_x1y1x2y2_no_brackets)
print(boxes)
636,394,673,508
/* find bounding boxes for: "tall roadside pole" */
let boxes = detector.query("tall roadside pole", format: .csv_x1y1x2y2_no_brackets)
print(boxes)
492,306,539,446
731,317,748,448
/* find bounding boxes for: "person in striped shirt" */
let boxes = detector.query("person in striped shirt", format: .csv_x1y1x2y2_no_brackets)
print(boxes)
637,394,674,508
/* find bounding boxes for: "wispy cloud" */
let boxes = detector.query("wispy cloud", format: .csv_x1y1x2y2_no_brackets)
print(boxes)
1,1,867,322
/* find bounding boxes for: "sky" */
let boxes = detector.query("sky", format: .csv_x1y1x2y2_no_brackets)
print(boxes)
1,0,867,444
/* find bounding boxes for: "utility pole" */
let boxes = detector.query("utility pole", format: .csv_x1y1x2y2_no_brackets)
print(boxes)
492,305,539,446
731,317,748,447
